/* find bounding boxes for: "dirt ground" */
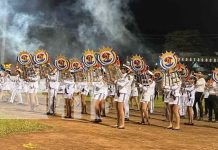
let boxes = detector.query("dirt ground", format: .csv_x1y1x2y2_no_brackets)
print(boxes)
0,104,218,150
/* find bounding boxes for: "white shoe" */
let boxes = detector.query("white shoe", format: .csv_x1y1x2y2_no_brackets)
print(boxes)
112,125,118,128
118,126,125,129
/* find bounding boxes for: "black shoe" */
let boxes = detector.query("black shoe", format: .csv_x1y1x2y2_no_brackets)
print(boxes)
17,103,24,105
180,116,185,119
46,112,51,115
125,118,129,121
94,119,100,123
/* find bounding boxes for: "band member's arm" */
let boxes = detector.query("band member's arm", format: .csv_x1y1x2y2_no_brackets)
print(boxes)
116,78,129,87
63,80,74,84
171,84,180,90
185,85,194,92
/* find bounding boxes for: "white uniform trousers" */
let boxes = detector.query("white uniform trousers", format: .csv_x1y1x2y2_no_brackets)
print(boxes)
124,93,130,119
9,89,23,104
150,94,155,113
179,95,186,116
48,88,58,114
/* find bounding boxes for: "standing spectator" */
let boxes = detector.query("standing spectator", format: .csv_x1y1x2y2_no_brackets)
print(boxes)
193,72,206,120
207,78,218,122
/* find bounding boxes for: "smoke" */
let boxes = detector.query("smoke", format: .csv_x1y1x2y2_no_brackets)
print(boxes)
0,0,152,64
0,0,43,62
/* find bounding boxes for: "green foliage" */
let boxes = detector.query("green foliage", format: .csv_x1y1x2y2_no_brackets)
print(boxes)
163,30,206,53
154,96,164,108
0,120,49,136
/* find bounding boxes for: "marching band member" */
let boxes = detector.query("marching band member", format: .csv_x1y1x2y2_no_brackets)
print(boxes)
47,67,60,115
0,70,5,101
9,69,23,104
63,73,76,118
193,72,206,120
93,71,105,122
167,72,182,130
163,72,171,121
113,66,130,129
138,78,153,125
80,81,89,114
22,78,30,105
179,80,187,117
207,78,218,122
203,79,210,116
184,79,195,125
101,72,109,117
34,66,40,106
1,70,12,102
148,73,155,114
124,67,134,121
28,69,40,111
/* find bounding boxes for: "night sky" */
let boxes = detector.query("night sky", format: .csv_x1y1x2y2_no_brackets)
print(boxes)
130,0,218,34
50,0,218,34
128,0,218,54
46,0,218,38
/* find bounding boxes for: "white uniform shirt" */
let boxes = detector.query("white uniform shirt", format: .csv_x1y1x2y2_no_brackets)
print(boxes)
48,72,59,90
208,82,218,95
126,74,134,95
171,82,182,97
23,80,29,93
139,83,151,101
195,78,206,93
204,86,210,98
29,75,40,89
63,79,76,95
102,82,108,97
116,73,130,94
185,84,195,99
93,76,105,95
108,83,116,96
0,71,5,89
79,82,89,95
2,74,11,91
10,75,23,90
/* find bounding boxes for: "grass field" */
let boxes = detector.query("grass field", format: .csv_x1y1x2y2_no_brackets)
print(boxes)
0,120,49,136
0,96,163,138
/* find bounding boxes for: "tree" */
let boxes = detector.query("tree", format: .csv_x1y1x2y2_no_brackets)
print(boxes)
163,30,206,54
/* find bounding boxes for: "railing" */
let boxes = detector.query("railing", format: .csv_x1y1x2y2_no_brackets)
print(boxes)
180,57,218,63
